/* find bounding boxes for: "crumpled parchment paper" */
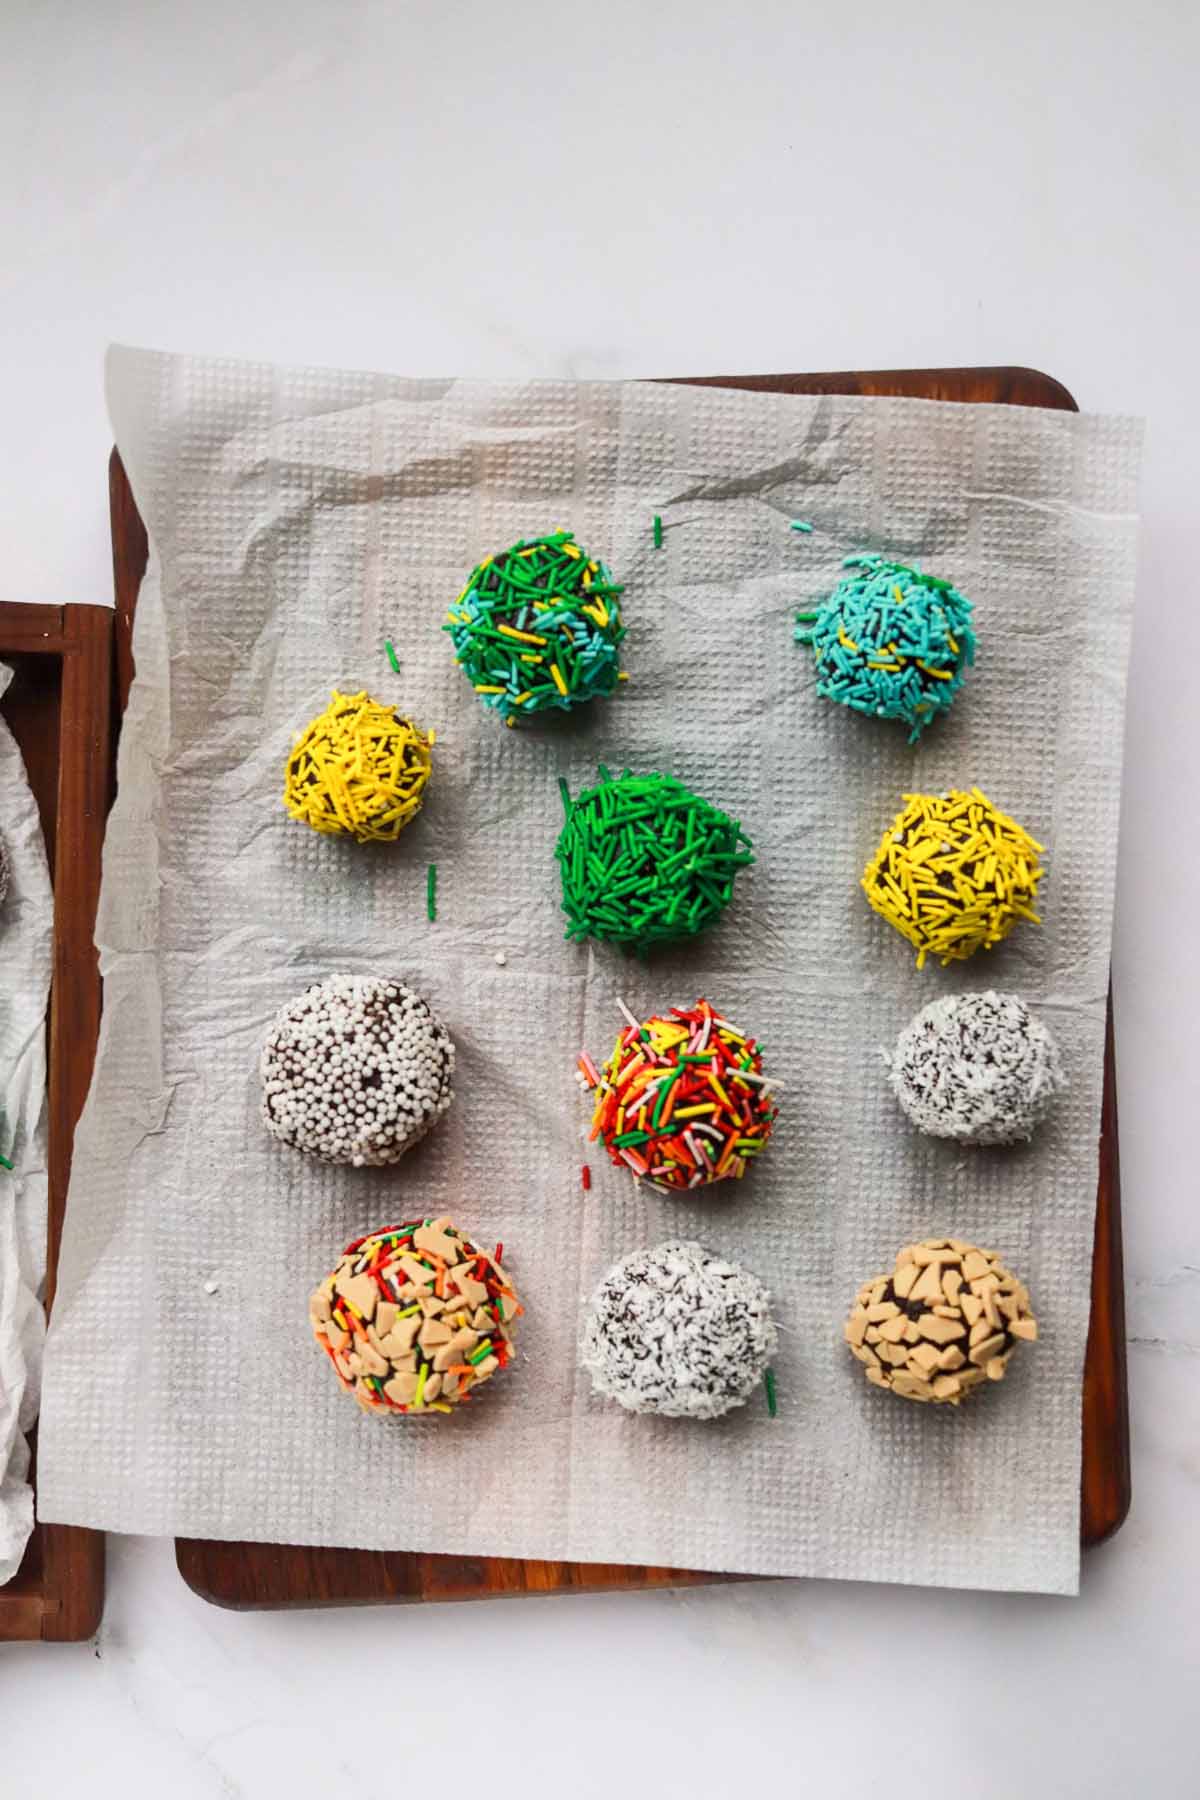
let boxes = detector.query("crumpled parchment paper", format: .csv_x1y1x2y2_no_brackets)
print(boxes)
37,348,1141,1594
0,661,53,1585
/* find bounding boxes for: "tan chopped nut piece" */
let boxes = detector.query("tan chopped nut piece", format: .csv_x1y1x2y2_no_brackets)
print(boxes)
877,1315,909,1344
496,1292,519,1323
388,1351,417,1374
374,1301,398,1338
433,1328,479,1372
931,1375,963,1401
376,1313,421,1358
398,1255,437,1290
960,1250,990,1281
931,1305,962,1320
419,1295,446,1317
942,1268,963,1304
961,1292,984,1326
865,1301,901,1322
423,1373,444,1402
969,1332,1007,1367
868,1279,888,1307
851,1344,880,1365
356,1338,389,1378
997,1293,1020,1321
384,1371,419,1406
413,1223,460,1263
450,1271,489,1309
909,1343,942,1374
877,1343,909,1366
333,1350,355,1383
890,1373,935,1401
1009,1315,1039,1342
916,1314,967,1345
893,1261,920,1300
310,1289,331,1324
865,1365,889,1387
471,1306,495,1331
969,1319,993,1345
471,1355,499,1380
937,1345,966,1371
323,1320,350,1354
909,1262,945,1305
335,1272,379,1321
981,1288,1001,1330
985,1357,1009,1381
912,1244,947,1266
903,1320,921,1344
418,1317,453,1351
845,1308,869,1347
957,1366,987,1390
865,1325,882,1343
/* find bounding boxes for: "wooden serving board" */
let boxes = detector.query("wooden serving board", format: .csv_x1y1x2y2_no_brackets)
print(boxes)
107,367,1132,1611
0,602,110,1641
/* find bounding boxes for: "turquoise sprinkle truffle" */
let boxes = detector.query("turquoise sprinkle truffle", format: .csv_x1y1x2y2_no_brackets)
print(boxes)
794,555,975,741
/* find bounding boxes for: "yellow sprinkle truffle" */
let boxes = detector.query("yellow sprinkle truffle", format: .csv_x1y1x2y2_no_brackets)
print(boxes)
283,690,434,843
862,788,1045,968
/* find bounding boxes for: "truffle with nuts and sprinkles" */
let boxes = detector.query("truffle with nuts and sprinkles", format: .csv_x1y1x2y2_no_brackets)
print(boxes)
795,555,975,741
581,1240,777,1419
863,787,1045,968
578,996,777,1192
556,767,753,949
311,1218,521,1416
845,1238,1037,1405
443,530,626,724
283,690,434,843
260,974,454,1165
888,990,1066,1145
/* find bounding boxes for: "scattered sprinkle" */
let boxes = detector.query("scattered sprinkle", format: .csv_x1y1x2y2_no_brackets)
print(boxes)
493,949,507,967
384,638,400,675
203,1279,219,1296
652,514,663,548
426,863,438,922
788,519,813,533
764,1367,778,1416
581,1163,592,1190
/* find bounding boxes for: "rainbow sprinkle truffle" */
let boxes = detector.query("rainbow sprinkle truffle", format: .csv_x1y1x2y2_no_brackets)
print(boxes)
556,768,753,948
795,555,975,741
310,1218,521,1416
283,690,434,842
863,789,1045,968
444,531,625,724
579,997,777,1192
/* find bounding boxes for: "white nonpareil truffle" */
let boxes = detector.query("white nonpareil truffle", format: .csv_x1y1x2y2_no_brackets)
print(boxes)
887,990,1065,1146
580,1240,777,1420
260,974,454,1165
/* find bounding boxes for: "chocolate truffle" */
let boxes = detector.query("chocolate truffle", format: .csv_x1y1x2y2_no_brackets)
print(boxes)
581,1240,776,1419
863,788,1045,967
888,990,1065,1144
283,690,434,842
845,1239,1037,1405
579,997,777,1192
260,974,454,1165
795,554,975,741
556,768,753,948
311,1218,520,1415
444,531,625,724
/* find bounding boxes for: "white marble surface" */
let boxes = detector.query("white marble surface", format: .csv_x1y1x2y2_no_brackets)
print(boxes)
1,1,1198,1790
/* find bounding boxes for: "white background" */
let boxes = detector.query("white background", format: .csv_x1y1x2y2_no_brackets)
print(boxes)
1,2,1197,1794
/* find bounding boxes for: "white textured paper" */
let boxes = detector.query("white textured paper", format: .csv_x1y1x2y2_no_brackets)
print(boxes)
38,348,1141,1594
0,662,53,1585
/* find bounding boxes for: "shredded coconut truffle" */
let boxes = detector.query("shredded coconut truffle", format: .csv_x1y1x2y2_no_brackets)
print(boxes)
260,974,454,1165
888,990,1065,1145
581,1240,777,1419
845,1238,1037,1404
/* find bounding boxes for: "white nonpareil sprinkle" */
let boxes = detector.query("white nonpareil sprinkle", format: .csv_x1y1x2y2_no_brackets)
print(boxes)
580,1240,777,1419
494,950,507,966
260,973,455,1166
888,990,1065,1146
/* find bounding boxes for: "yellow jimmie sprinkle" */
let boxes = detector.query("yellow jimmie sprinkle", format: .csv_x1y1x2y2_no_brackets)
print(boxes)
862,788,1046,967
550,663,569,697
916,660,954,681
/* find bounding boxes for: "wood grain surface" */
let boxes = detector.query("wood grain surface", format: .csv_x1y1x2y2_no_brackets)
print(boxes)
106,366,1129,1612
0,603,111,1642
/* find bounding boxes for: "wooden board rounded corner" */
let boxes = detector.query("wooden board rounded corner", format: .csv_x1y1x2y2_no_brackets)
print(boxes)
105,363,1126,1615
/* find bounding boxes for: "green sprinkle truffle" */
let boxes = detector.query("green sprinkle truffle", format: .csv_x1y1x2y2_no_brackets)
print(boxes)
555,767,753,949
443,530,626,725
795,554,976,741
